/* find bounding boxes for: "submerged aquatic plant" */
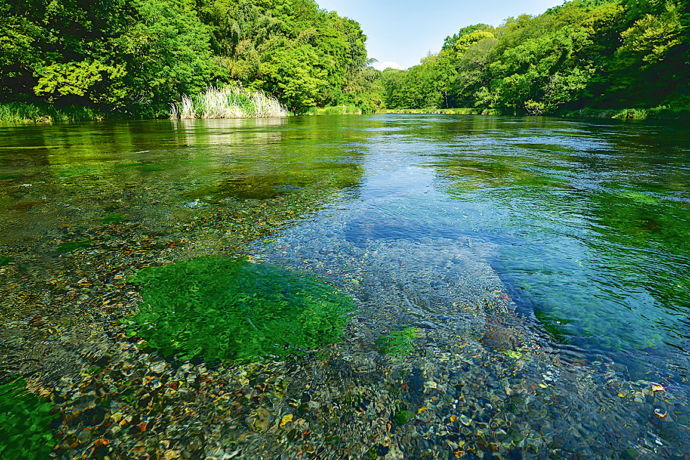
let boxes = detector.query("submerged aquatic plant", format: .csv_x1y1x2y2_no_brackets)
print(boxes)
170,85,288,119
56,239,92,253
0,379,57,458
127,257,354,362
101,213,124,224
377,328,420,357
394,409,415,426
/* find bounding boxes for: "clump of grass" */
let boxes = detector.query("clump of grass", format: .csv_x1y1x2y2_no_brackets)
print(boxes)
0,256,12,266
0,379,57,458
126,257,354,362
170,85,288,119
0,102,101,124
377,327,420,356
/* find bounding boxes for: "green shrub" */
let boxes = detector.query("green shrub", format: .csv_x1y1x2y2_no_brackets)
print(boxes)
377,327,420,356
0,379,57,458
127,257,354,362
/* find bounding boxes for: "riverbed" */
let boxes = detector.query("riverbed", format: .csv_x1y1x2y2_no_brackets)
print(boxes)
1,115,688,458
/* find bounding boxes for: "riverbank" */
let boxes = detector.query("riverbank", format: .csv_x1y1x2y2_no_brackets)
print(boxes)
0,102,105,124
380,108,499,116
4,101,690,125
382,106,690,121
558,106,690,121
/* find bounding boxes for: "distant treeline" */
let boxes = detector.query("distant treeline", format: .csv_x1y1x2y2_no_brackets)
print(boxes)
0,0,382,117
380,0,689,115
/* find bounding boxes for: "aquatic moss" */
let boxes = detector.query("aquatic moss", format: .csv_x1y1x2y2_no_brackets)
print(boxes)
377,328,419,357
127,257,354,362
394,409,414,426
0,379,57,458
57,239,92,253
101,213,124,224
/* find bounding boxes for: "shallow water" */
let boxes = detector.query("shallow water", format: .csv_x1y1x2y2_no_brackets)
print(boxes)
1,115,689,457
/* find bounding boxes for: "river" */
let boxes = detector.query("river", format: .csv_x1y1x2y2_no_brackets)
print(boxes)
1,115,688,458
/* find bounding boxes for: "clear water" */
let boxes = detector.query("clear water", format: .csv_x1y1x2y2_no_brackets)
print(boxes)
1,115,689,456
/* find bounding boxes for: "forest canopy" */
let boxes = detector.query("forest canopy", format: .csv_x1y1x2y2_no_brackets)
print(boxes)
1,0,687,118
380,0,689,115
0,0,381,115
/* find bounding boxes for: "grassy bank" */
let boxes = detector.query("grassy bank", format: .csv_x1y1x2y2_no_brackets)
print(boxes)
0,102,103,124
382,105,690,121
559,105,690,121
170,86,287,119
380,108,500,115
303,105,363,115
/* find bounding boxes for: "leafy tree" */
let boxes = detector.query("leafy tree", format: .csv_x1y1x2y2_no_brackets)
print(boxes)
0,0,376,116
116,0,221,115
381,0,689,114
259,43,328,112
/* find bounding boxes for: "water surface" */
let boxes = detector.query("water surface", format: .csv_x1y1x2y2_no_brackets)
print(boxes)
1,115,688,457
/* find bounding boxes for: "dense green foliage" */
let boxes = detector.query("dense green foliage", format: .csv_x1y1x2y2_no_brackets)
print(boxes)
382,0,689,115
127,257,354,362
0,0,381,118
0,379,57,458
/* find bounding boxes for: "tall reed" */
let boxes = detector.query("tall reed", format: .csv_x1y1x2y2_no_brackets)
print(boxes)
170,86,288,119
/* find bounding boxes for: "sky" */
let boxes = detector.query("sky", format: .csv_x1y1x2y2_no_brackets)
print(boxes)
316,0,565,70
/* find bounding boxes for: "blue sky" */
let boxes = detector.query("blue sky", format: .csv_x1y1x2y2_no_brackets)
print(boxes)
316,0,565,70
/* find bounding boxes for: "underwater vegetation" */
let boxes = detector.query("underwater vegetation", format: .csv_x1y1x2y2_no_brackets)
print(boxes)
377,328,420,357
56,239,93,253
127,257,355,362
0,379,57,458
0,256,12,266
101,214,124,224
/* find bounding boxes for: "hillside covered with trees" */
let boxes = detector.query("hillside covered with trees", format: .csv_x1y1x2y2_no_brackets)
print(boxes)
381,0,689,117
0,0,382,118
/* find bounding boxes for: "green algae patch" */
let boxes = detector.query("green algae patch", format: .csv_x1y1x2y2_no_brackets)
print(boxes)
0,379,57,458
394,409,415,426
57,239,92,253
377,328,419,357
101,213,124,224
127,257,355,362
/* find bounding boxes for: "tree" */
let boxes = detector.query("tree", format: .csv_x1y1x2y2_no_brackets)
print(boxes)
116,0,220,114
